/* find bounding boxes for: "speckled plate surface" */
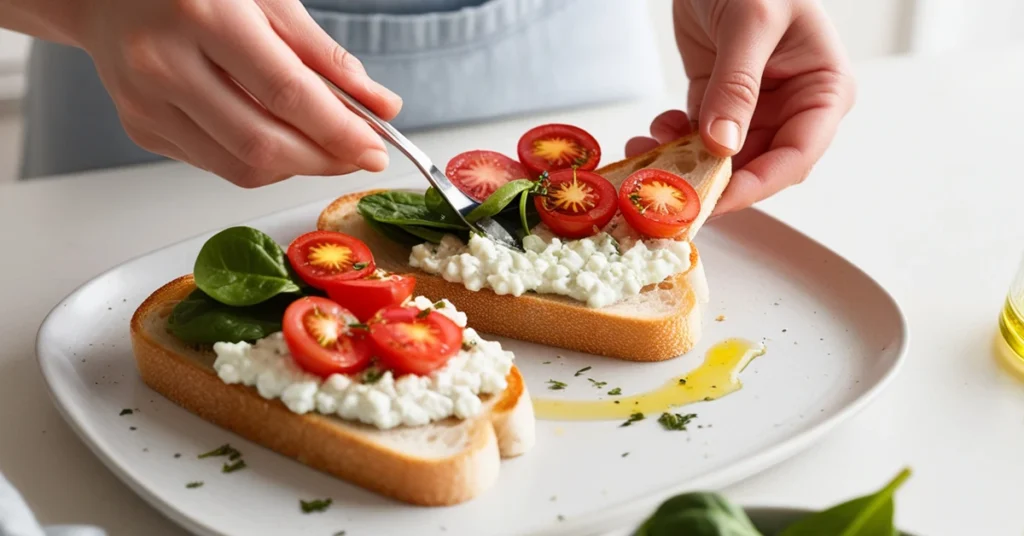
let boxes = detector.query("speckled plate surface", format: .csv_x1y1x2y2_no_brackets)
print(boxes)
37,173,908,536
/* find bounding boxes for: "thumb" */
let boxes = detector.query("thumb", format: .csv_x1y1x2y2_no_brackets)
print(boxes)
698,2,788,156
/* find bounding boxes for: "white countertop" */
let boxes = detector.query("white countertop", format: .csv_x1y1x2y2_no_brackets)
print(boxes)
3,43,1024,536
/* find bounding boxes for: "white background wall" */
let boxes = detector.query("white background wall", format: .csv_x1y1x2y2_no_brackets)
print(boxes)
0,0,1020,183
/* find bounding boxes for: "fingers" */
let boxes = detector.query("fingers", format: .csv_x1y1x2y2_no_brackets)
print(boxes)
697,1,789,156
649,109,693,143
171,52,351,178
196,2,391,171
711,71,854,216
259,0,402,121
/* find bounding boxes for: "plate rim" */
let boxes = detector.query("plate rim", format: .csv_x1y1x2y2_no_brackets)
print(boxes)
35,176,911,536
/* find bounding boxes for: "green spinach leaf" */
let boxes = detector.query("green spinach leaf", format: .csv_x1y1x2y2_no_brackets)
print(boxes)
466,180,536,223
778,468,911,536
362,217,422,247
193,226,302,307
636,492,762,536
167,289,289,344
357,191,467,230
397,224,449,244
424,187,463,223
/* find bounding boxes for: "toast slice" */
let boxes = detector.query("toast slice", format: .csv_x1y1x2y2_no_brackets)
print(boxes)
317,133,730,361
130,275,536,506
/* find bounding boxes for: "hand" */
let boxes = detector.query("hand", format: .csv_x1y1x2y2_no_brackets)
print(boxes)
78,0,402,187
626,0,856,215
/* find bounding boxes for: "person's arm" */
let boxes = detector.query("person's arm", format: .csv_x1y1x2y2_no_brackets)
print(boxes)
0,0,84,46
0,0,403,187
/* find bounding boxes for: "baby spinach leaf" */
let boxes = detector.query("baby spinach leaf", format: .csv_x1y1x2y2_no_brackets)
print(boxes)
193,226,302,307
167,289,289,344
778,468,911,536
362,217,422,247
397,224,449,244
636,492,762,536
424,187,463,223
466,180,536,223
357,191,467,230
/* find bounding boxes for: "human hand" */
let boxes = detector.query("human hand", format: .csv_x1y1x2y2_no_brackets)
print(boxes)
626,0,856,215
79,0,402,187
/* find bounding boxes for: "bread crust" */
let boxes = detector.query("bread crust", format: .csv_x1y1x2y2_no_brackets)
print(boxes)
129,275,533,506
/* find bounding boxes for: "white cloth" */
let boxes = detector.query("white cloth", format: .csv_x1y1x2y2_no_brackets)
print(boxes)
0,473,105,536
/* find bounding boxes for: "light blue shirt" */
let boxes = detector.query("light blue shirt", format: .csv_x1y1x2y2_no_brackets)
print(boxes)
19,0,662,178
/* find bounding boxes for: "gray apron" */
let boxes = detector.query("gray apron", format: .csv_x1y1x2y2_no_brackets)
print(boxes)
19,0,662,179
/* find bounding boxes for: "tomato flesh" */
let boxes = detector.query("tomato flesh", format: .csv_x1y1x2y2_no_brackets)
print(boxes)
287,231,375,289
533,168,617,238
445,150,529,202
325,272,416,322
617,169,701,239
282,297,373,377
368,306,462,376
517,124,601,175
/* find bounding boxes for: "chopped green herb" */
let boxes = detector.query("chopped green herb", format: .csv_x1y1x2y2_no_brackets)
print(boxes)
557,515,566,522
333,532,346,536
620,412,645,427
678,378,687,385
703,396,713,402
433,300,446,308
574,366,592,377
119,408,133,416
185,481,204,489
542,361,551,365
621,452,630,458
300,498,333,513
588,378,607,389
614,400,621,404
222,459,246,473
348,322,369,330
352,262,368,270
174,453,181,459
362,368,385,384
547,380,568,391
416,308,431,319
198,444,241,460
129,426,137,431
461,341,476,351
658,412,697,431
607,387,622,396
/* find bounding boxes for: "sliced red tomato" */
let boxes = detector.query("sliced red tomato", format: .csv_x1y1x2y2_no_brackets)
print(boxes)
445,150,529,202
325,272,416,323
282,296,373,377
533,168,618,238
618,168,701,239
517,123,601,175
287,231,375,289
368,306,463,376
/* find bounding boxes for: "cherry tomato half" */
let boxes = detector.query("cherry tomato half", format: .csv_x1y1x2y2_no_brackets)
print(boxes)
282,296,373,377
368,306,463,376
617,168,701,239
517,123,601,175
445,150,529,202
325,272,417,323
287,231,375,289
533,168,618,238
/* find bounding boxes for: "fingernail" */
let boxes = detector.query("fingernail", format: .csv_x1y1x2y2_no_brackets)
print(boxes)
709,118,740,152
370,80,402,107
357,148,389,171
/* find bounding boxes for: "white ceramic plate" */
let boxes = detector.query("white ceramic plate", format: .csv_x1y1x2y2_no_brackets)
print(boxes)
37,174,909,536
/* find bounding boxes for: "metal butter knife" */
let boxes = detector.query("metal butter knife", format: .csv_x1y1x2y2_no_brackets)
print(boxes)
318,75,524,252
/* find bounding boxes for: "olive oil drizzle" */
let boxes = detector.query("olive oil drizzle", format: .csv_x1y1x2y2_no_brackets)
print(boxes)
532,338,765,421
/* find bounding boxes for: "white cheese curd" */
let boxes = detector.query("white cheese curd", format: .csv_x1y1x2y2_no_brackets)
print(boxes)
211,297,514,430
408,222,692,308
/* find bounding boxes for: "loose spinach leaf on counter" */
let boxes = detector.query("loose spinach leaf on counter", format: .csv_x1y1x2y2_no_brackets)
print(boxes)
778,468,911,536
466,179,536,223
357,191,467,230
192,226,302,306
635,492,761,536
167,289,288,344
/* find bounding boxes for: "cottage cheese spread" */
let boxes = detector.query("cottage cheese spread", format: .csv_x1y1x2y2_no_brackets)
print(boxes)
408,220,692,308
211,297,514,430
